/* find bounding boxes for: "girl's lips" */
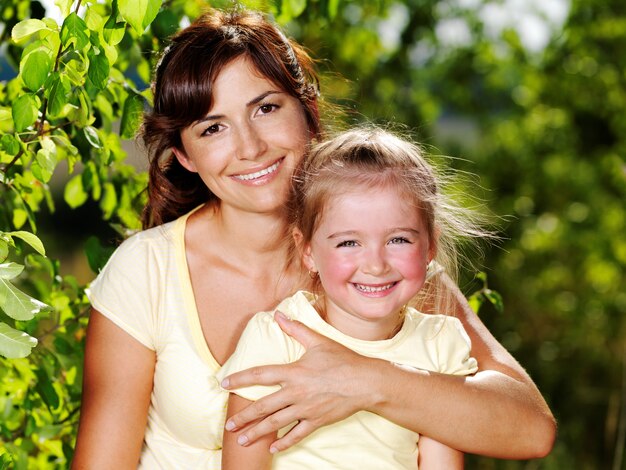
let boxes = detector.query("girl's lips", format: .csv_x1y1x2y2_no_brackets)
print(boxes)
352,282,398,295
231,158,283,182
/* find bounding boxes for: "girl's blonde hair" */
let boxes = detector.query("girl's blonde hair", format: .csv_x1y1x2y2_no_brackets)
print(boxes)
288,125,495,313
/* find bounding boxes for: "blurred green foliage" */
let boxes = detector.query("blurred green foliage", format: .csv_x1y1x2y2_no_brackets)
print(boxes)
0,0,624,468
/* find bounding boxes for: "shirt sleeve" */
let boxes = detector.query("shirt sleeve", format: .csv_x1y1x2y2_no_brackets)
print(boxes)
217,311,303,401
435,317,478,376
85,233,158,350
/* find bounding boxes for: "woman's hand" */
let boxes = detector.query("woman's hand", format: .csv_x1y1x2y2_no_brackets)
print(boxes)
221,311,375,452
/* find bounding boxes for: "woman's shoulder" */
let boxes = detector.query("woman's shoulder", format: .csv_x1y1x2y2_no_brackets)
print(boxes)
114,214,185,253
403,307,466,334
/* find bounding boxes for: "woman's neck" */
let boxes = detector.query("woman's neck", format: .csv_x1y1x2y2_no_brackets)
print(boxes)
190,202,292,273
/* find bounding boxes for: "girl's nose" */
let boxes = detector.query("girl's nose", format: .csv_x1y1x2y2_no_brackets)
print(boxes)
362,247,390,276
235,122,268,161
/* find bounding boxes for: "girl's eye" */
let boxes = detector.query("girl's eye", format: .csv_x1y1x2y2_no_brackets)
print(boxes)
202,123,222,136
389,237,411,245
336,240,357,248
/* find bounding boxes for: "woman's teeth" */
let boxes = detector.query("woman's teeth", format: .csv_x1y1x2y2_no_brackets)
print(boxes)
354,283,395,293
234,160,280,181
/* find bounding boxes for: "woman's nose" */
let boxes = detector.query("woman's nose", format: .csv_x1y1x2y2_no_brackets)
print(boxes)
235,122,268,161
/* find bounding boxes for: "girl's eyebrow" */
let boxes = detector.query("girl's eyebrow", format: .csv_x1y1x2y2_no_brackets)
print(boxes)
327,228,421,239
193,91,283,125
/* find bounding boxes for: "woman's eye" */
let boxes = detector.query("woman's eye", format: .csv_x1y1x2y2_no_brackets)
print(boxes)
337,240,357,248
202,123,222,136
258,103,278,115
389,237,411,245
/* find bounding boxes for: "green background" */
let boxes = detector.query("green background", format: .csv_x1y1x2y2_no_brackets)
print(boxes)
0,0,624,468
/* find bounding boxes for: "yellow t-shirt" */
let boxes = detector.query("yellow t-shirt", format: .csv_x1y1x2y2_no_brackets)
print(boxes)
218,291,478,469
87,209,227,469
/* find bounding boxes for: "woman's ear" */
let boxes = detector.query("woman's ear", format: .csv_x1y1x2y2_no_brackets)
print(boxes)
292,228,316,272
172,147,197,173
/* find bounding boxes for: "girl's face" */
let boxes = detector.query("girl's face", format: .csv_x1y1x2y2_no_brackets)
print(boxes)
300,184,435,341
173,56,310,215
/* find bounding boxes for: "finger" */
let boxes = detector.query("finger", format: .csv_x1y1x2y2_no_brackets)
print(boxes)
221,363,289,390
237,407,301,446
225,389,294,431
269,420,316,453
274,310,328,349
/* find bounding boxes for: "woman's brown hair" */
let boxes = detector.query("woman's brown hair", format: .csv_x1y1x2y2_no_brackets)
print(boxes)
140,8,321,228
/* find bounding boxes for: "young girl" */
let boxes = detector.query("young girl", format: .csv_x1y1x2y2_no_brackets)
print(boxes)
218,126,494,469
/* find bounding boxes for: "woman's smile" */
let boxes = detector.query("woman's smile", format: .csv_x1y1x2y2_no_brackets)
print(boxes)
231,157,284,184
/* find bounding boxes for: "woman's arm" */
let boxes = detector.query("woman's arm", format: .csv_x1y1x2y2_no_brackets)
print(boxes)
72,310,155,469
222,289,556,459
418,436,464,469
222,394,275,470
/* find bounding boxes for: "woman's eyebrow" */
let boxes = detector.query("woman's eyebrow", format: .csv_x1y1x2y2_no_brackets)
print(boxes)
193,91,283,126
246,90,282,106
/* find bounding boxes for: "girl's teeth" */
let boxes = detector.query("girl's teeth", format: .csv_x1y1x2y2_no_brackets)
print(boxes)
355,283,394,293
234,161,280,181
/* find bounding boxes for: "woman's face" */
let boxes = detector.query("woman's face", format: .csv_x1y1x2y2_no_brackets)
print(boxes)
174,56,310,215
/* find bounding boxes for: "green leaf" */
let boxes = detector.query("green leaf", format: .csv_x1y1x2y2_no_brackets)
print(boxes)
0,263,24,280
35,367,60,411
34,144,58,183
64,174,88,209
100,182,118,219
21,49,52,91
12,94,39,132
282,0,307,19
47,73,71,117
87,50,110,90
84,236,115,273
55,0,74,17
327,0,340,19
120,93,144,139
1,134,20,156
0,278,50,321
84,126,102,148
61,13,90,50
0,323,38,359
104,8,126,45
118,0,160,35
7,231,45,256
11,19,49,43
0,240,8,261
484,289,504,313
467,293,482,314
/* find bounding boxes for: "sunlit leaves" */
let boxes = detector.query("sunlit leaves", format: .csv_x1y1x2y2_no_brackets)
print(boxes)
63,174,88,209
84,126,102,149
87,48,110,90
0,278,49,322
1,134,20,156
120,93,144,139
118,0,160,35
104,1,127,45
11,19,50,43
20,49,53,91
11,94,38,132
0,323,38,359
6,231,46,256
46,72,71,117
60,13,89,50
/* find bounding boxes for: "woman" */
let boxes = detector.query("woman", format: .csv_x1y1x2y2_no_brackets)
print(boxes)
72,8,555,468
